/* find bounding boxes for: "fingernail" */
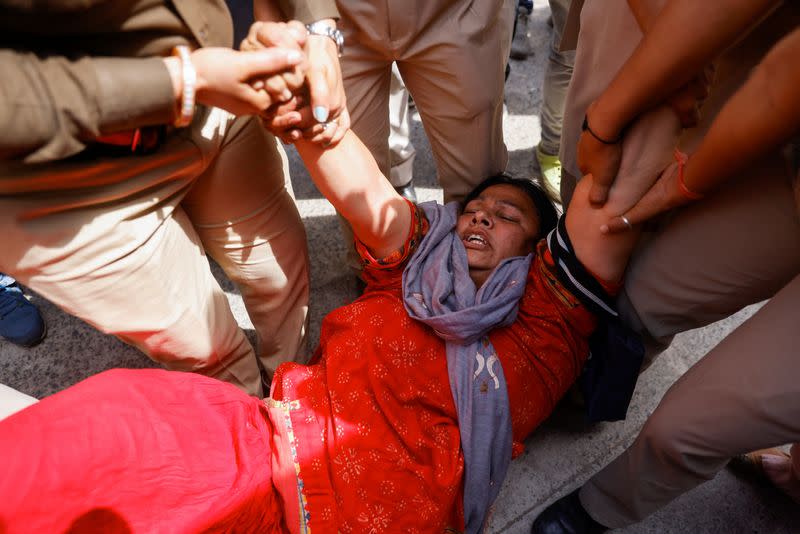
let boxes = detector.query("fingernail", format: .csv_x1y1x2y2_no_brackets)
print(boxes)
287,50,303,64
313,106,329,123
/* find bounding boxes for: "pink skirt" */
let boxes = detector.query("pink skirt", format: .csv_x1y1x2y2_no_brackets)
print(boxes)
0,369,285,533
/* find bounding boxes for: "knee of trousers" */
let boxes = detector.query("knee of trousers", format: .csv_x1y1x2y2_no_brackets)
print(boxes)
636,404,725,480
223,237,310,309
116,302,252,375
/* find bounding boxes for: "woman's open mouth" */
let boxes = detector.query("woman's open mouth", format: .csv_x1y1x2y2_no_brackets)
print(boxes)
463,233,489,249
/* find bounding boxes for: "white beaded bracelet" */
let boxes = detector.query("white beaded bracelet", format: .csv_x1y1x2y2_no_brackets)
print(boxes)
172,45,196,128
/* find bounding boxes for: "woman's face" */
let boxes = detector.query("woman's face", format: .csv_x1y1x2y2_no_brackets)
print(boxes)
456,184,541,287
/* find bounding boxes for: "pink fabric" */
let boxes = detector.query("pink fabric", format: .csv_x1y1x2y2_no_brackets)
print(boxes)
0,369,285,534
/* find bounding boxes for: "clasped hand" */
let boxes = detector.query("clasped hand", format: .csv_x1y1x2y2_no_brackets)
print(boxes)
599,157,689,234
240,20,350,147
578,64,715,207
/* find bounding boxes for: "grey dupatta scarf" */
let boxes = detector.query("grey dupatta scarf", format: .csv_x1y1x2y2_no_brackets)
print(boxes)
402,201,532,533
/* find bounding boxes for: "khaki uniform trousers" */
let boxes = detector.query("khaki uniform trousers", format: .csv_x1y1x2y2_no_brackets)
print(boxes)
0,109,310,398
537,0,575,158
337,0,515,203
558,0,800,527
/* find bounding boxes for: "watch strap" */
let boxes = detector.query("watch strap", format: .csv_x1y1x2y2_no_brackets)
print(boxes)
306,21,344,57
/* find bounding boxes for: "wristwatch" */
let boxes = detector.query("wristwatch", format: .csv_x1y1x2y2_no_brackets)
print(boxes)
306,21,344,57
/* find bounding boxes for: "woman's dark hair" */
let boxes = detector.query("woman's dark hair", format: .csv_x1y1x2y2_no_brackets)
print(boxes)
462,173,559,243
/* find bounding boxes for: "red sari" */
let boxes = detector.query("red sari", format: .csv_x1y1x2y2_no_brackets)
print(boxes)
0,205,595,533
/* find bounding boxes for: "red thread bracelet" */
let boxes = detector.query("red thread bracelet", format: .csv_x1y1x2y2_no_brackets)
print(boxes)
673,148,703,200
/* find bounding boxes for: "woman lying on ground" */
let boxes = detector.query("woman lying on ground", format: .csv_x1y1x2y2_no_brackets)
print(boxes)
0,28,677,534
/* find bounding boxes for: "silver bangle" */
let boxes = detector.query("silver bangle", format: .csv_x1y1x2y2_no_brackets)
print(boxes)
172,45,196,128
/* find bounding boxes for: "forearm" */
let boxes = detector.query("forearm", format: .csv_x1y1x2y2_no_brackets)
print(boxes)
683,26,800,194
590,0,778,140
566,176,639,284
0,51,176,162
294,131,410,257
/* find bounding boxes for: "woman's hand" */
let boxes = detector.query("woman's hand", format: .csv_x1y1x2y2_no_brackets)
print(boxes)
244,19,349,147
275,23,350,147
600,158,689,234
303,21,349,144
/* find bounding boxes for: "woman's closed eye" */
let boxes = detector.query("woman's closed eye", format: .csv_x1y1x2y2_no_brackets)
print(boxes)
497,211,520,223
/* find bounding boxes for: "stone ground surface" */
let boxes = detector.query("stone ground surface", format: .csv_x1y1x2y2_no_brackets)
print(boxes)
2,4,798,533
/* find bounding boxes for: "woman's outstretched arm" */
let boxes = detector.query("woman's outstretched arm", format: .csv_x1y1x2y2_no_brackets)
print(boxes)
294,131,411,258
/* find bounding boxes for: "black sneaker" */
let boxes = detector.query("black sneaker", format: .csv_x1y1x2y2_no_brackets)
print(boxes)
531,489,609,534
0,279,46,347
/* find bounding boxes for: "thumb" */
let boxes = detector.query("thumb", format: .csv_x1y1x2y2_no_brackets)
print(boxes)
599,187,671,234
306,61,331,123
600,213,636,235
588,182,611,206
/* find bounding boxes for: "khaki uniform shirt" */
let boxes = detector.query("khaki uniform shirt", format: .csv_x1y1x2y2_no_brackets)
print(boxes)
0,0,338,163
0,0,232,163
277,0,338,24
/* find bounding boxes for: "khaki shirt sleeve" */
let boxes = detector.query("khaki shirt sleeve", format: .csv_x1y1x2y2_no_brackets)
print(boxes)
0,51,175,163
276,0,340,24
